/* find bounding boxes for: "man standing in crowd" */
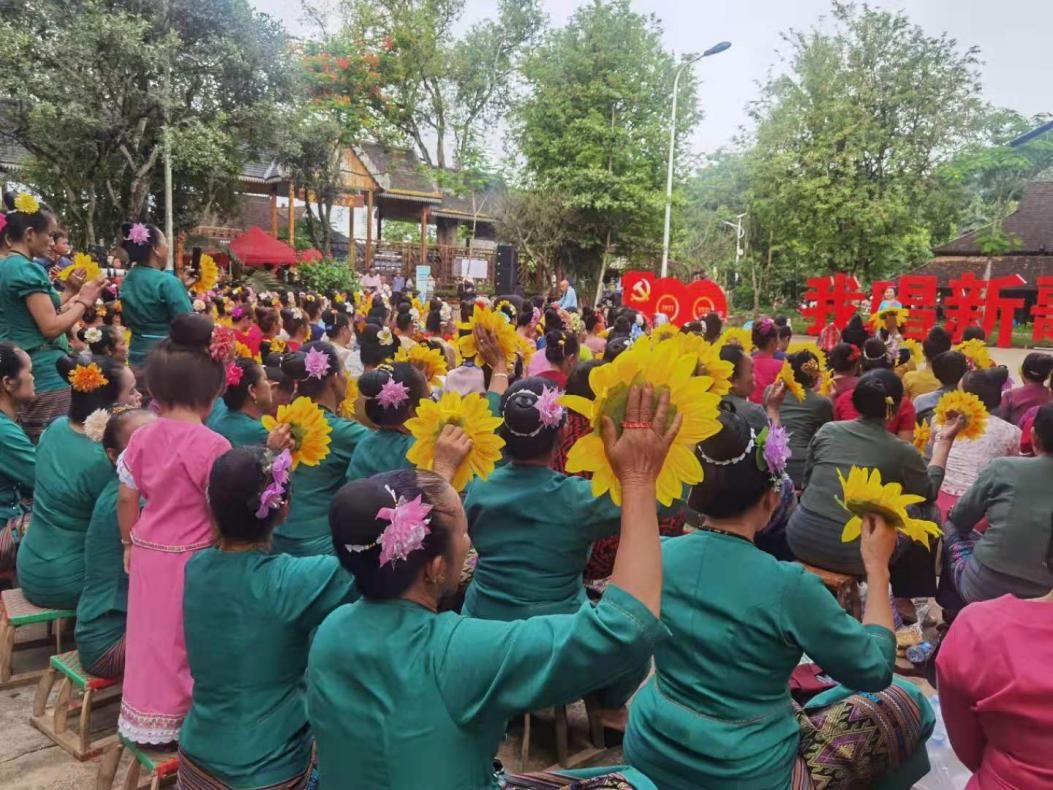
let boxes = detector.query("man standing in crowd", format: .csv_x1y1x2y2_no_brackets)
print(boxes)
558,278,578,311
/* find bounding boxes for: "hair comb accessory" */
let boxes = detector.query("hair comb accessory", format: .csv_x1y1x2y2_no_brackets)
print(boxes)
83,408,111,443
254,450,293,519
698,428,757,467
14,193,40,214
377,377,410,410
126,222,150,246
226,363,244,387
304,347,331,380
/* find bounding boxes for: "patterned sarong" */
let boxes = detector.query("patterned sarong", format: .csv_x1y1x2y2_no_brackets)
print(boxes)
504,771,636,789
19,388,70,443
178,752,316,790
793,683,926,788
84,637,126,681
0,515,25,573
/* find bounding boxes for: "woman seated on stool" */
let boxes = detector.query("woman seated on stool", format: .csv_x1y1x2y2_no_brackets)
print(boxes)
308,386,676,789
625,406,935,789
937,402,1053,615
787,369,964,623
179,446,357,789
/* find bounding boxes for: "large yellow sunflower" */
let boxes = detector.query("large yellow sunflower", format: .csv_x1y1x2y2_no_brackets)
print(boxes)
457,305,519,366
191,253,219,295
934,390,988,441
666,331,733,397
651,323,680,343
233,340,261,362
395,343,448,387
716,327,753,351
58,253,102,283
786,340,827,371
515,334,535,368
837,466,940,545
901,338,923,366
339,376,360,420
778,359,806,401
405,391,505,491
818,368,834,397
561,338,723,506
261,396,332,469
871,305,909,328
954,338,994,370
913,421,932,454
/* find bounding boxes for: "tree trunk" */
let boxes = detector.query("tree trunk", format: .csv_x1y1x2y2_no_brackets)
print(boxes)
595,228,612,308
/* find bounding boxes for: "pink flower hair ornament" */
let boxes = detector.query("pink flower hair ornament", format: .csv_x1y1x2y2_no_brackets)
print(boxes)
254,449,293,520
535,386,565,429
126,223,151,246
376,377,410,410
757,420,791,485
304,346,331,380
0,214,7,235
225,363,244,387
344,486,433,567
209,326,237,362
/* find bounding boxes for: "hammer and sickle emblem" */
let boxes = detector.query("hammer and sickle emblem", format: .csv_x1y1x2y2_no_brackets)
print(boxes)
630,280,651,303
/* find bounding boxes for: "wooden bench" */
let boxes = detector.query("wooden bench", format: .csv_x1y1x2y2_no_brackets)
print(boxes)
0,587,75,688
796,562,863,620
522,694,606,769
96,736,179,790
31,649,121,760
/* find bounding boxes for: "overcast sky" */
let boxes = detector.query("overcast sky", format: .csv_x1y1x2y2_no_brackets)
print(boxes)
251,0,1051,156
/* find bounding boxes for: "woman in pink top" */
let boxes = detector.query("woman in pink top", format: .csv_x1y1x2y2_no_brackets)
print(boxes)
749,319,782,403
116,315,285,744
937,592,1053,788
997,352,1053,427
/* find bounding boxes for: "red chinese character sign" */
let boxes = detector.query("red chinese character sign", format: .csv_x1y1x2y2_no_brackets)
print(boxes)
1032,277,1053,344
800,274,866,335
622,271,728,325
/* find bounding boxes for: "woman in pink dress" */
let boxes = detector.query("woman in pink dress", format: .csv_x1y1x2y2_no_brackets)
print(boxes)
749,318,783,403
115,314,235,744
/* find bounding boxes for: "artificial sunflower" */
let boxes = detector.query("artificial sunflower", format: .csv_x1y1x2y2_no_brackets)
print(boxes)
871,305,909,328
901,338,924,366
778,359,806,401
191,254,219,295
233,340,261,362
913,421,932,454
339,376,360,420
955,338,994,369
716,327,753,351
818,367,834,397
934,390,988,441
68,362,109,393
669,332,733,397
395,343,448,387
786,340,827,370
837,466,941,545
405,391,505,491
261,396,332,469
651,323,680,343
13,193,39,214
515,334,535,367
457,304,518,366
561,337,723,506
269,337,287,354
58,253,102,283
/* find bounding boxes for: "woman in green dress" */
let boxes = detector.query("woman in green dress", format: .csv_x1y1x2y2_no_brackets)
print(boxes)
209,358,274,447
179,445,357,789
0,198,107,440
772,350,833,488
0,343,37,569
18,355,140,608
75,408,156,678
345,362,430,480
624,407,936,789
308,385,677,788
117,222,193,368
271,342,368,556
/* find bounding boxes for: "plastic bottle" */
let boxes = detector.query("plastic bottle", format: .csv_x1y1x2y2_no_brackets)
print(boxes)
906,640,936,664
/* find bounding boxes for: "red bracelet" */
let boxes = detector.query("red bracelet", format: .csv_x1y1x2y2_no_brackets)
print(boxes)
622,421,652,430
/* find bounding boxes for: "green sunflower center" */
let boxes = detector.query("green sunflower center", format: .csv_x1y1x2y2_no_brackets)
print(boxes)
596,378,678,438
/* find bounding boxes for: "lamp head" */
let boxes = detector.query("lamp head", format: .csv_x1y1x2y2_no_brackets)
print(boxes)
703,41,732,57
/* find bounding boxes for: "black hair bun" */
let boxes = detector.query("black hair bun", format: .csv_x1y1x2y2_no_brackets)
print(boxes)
55,355,79,383
169,313,214,350
280,351,309,382
358,367,389,398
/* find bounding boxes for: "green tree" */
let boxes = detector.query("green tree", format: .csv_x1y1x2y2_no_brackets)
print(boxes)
745,2,984,279
515,0,699,302
0,0,291,246
337,0,544,170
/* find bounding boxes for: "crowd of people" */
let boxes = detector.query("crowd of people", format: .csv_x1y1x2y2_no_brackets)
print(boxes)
0,192,1051,789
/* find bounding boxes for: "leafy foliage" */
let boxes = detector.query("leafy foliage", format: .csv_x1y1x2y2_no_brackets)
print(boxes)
297,259,361,294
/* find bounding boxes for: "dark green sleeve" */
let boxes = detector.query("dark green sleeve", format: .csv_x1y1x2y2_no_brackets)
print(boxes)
780,568,895,692
946,462,997,536
485,391,501,417
436,585,667,727
274,556,358,628
162,272,193,317
816,394,834,425
898,440,944,501
10,263,54,299
3,423,35,491
563,476,622,541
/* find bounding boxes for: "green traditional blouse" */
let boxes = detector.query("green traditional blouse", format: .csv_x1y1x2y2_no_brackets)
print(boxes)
777,388,834,487
721,393,768,434
120,264,192,366
182,550,356,788
74,477,126,669
461,464,620,621
307,585,668,788
624,531,897,789
17,417,112,608
0,411,34,522
0,252,70,392
272,410,367,557
209,408,267,448
345,429,414,481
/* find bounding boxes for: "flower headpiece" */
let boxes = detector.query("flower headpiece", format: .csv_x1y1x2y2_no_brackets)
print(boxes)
125,223,150,246
13,193,39,214
226,363,244,387
502,386,565,436
254,450,293,520
756,421,791,485
847,346,861,362
83,327,103,345
377,327,395,347
376,377,410,410
800,359,820,377
440,302,453,322
755,318,775,336
345,485,433,567
209,326,237,362
83,408,110,443
304,347,331,380
193,299,207,313
69,362,109,393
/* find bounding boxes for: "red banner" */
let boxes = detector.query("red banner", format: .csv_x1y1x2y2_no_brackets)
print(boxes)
622,271,727,325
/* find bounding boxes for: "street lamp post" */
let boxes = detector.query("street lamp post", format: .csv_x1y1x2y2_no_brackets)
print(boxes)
660,41,731,278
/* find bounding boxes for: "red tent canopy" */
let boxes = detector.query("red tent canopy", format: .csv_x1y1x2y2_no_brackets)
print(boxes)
229,226,299,267
298,248,323,263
